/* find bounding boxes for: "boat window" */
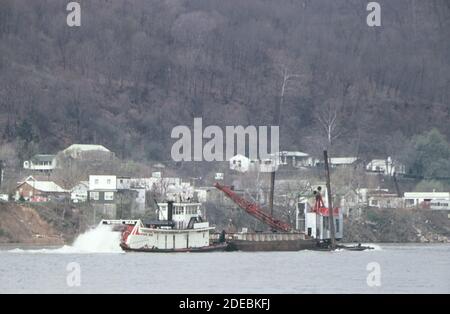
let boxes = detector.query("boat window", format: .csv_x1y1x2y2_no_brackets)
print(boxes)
175,206,183,215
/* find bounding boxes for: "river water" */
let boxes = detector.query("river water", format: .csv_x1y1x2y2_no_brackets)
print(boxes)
0,226,449,293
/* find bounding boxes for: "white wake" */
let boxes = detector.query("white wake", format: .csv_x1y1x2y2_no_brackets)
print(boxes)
8,224,123,254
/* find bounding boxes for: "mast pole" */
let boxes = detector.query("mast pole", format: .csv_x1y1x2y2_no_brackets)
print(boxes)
323,150,336,249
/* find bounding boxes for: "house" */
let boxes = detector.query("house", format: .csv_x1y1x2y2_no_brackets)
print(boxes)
60,144,114,160
258,153,281,173
152,171,162,178
230,154,279,173
71,181,89,203
314,157,362,169
367,192,403,209
130,177,157,190
366,157,406,176
338,189,359,216
194,187,210,203
230,154,251,173
403,192,450,209
15,176,67,202
117,176,131,190
429,200,450,211
23,154,57,172
278,151,316,168
131,188,146,215
329,157,360,167
88,175,117,218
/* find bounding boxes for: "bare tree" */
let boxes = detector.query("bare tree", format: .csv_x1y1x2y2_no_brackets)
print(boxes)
275,65,303,125
314,99,344,151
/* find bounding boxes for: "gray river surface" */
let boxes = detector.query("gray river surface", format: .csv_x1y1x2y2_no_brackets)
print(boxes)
0,243,449,293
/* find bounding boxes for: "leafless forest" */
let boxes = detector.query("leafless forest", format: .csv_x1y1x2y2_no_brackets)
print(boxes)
0,0,449,174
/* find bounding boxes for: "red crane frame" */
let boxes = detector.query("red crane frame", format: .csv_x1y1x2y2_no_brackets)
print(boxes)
214,183,292,232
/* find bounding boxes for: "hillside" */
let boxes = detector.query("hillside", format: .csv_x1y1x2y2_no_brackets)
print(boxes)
343,208,450,243
0,0,449,166
0,202,84,244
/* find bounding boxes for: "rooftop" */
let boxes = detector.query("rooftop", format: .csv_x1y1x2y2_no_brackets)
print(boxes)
19,180,67,193
330,157,359,165
404,192,450,198
279,151,309,157
30,154,56,162
63,144,110,153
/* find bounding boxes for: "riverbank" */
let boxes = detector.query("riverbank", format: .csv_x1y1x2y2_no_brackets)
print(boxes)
1,202,449,244
0,202,85,245
343,208,450,243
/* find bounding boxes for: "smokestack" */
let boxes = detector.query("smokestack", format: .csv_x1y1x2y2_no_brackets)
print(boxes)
167,200,174,222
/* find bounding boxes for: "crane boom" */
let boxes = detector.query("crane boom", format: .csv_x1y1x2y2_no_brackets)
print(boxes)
214,183,291,232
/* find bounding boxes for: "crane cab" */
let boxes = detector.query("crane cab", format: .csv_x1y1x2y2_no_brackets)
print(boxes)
296,188,343,241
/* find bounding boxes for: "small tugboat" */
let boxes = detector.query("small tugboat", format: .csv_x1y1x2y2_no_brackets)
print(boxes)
100,200,227,253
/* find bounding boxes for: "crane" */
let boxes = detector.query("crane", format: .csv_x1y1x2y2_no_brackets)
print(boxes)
214,183,292,232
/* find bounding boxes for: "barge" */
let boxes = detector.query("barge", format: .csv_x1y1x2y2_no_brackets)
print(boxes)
225,232,317,251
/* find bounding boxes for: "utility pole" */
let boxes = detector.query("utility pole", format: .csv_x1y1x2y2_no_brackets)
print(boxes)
323,150,336,249
268,171,275,217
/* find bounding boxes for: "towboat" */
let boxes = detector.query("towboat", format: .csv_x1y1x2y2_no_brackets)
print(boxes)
100,201,227,253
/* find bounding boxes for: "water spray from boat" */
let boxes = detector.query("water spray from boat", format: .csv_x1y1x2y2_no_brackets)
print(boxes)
8,224,123,254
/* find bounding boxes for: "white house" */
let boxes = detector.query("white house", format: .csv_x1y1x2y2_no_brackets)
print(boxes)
330,157,359,167
366,157,406,176
403,192,450,209
89,175,117,191
61,144,113,160
88,175,117,201
23,154,57,172
230,154,251,173
429,200,450,211
71,181,89,203
88,175,118,218
258,156,279,172
278,151,316,168
194,188,209,203
117,176,131,190
230,154,281,173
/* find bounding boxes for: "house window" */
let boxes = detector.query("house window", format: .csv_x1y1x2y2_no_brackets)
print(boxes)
104,192,114,201
90,192,99,201
94,179,99,185
107,179,111,184
335,219,340,233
